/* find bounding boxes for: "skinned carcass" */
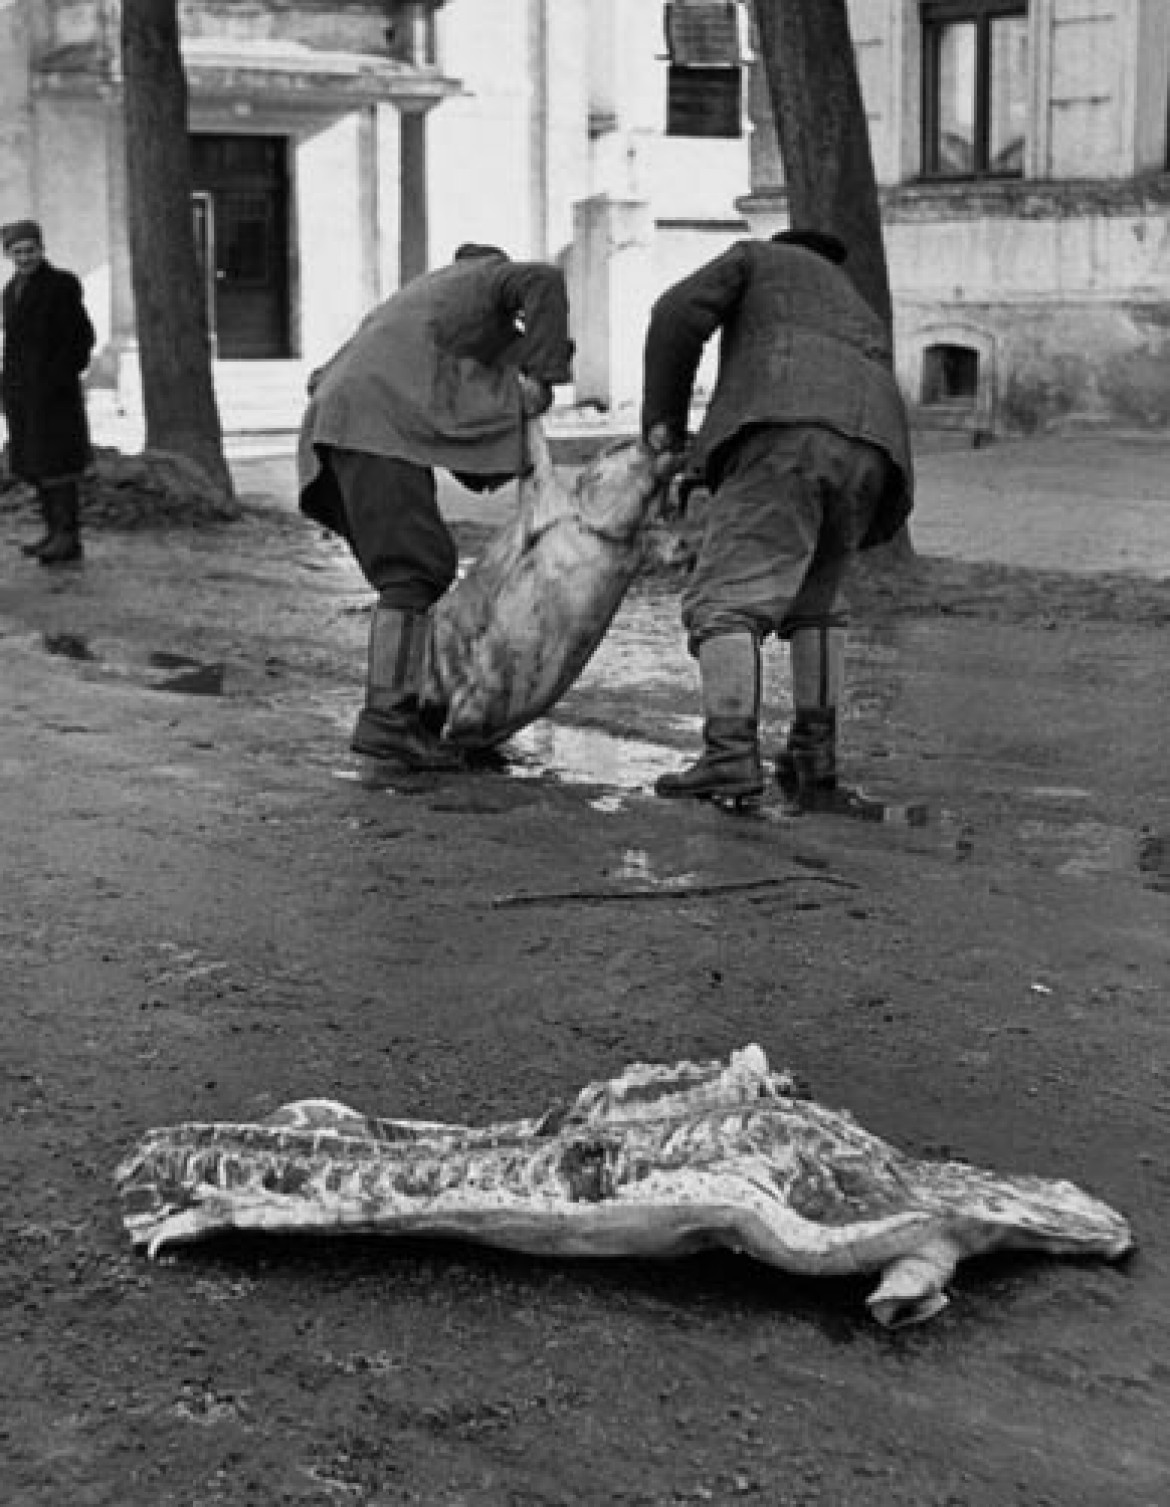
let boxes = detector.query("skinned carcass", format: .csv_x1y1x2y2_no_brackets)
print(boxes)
420,419,674,748
115,1045,1133,1328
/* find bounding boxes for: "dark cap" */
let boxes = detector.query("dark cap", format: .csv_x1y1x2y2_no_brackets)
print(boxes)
2,218,43,252
771,228,847,265
453,242,508,262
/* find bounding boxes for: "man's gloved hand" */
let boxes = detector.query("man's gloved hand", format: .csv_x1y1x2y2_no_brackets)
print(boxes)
519,374,554,418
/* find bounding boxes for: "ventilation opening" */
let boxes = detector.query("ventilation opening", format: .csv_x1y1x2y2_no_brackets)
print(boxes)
922,343,979,407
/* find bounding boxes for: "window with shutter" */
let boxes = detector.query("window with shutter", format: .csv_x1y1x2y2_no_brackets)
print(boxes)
664,2,743,138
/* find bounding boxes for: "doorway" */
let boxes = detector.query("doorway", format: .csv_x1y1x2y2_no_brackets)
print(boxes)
190,134,291,359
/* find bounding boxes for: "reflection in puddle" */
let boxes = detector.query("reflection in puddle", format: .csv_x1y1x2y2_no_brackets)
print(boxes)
508,722,684,792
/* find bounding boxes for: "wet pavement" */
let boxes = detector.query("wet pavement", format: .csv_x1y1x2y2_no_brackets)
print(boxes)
5,421,1170,1506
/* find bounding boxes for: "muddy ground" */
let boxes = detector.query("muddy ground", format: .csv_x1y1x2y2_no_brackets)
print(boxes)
2,439,1169,1507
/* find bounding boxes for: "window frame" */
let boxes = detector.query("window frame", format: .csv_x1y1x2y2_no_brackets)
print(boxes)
920,0,1028,181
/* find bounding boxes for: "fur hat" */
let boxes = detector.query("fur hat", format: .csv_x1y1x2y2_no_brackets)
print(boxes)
2,219,43,252
771,228,847,265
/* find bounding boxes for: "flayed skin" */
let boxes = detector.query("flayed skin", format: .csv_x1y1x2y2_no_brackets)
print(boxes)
421,420,669,748
116,1046,1132,1329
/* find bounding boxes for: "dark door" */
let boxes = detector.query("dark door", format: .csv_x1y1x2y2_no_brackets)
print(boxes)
190,135,290,359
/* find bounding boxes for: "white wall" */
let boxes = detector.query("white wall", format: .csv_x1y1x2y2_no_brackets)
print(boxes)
428,0,535,262
295,113,367,364
1046,0,1125,177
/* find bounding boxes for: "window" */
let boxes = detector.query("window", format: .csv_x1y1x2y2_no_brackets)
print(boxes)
922,1,1027,178
664,2,743,139
922,344,980,407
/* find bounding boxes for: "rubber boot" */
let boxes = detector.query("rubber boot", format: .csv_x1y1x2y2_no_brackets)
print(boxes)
777,627,887,819
351,603,463,771
655,633,764,805
21,487,55,557
37,481,84,566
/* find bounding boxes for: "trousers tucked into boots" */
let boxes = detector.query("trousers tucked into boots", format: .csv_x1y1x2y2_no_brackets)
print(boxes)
655,632,764,801
24,481,83,565
351,603,462,770
777,627,885,818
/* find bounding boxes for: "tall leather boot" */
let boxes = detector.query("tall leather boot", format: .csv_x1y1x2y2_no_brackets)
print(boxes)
37,481,84,566
777,627,885,818
21,487,55,557
655,633,764,804
351,602,463,771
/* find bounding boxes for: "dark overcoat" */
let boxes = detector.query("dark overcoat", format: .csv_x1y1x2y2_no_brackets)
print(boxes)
298,253,573,533
642,239,914,547
1,261,96,481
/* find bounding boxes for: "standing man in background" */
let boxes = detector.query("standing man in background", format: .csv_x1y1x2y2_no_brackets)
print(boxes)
299,243,574,772
642,228,914,814
2,220,95,566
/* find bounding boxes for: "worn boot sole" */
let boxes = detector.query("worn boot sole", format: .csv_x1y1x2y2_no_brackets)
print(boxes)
655,775,764,805
351,732,464,772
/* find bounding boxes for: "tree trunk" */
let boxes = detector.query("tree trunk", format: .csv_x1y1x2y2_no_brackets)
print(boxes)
751,0,891,327
751,0,913,560
121,0,233,499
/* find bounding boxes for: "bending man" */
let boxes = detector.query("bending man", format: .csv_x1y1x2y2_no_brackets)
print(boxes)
642,229,914,813
298,244,574,771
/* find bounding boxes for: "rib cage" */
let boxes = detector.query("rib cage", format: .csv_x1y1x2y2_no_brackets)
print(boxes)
115,1046,1133,1327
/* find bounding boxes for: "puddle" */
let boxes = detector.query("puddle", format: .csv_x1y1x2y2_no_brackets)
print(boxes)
43,631,96,661
308,606,1167,893
508,722,684,793
151,663,225,696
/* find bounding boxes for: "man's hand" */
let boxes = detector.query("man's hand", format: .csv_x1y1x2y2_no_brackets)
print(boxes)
519,374,554,418
645,422,688,482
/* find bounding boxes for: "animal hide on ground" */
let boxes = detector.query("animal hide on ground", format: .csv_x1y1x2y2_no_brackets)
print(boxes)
115,1045,1132,1327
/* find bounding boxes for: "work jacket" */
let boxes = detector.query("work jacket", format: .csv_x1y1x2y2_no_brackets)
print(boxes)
642,239,913,546
299,253,573,528
1,260,95,481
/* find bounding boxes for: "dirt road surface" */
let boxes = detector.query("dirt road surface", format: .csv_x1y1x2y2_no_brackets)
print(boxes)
2,430,1169,1506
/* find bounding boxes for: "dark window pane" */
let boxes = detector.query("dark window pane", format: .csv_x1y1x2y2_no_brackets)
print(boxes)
922,343,980,405
667,65,742,137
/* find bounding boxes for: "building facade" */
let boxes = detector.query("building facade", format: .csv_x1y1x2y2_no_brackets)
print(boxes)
743,0,1170,434
2,0,1167,437
0,0,755,431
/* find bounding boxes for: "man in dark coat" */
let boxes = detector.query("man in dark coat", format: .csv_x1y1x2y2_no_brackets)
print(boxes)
641,228,914,813
298,243,574,771
1,219,96,565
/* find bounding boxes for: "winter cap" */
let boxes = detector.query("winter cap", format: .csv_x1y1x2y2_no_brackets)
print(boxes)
771,228,847,265
453,242,508,262
2,219,43,252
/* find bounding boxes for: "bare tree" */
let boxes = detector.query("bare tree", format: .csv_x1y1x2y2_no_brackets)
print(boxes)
121,0,233,497
752,0,912,557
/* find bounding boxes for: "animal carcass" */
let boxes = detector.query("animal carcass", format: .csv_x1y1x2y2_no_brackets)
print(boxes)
115,1045,1132,1328
421,419,672,748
